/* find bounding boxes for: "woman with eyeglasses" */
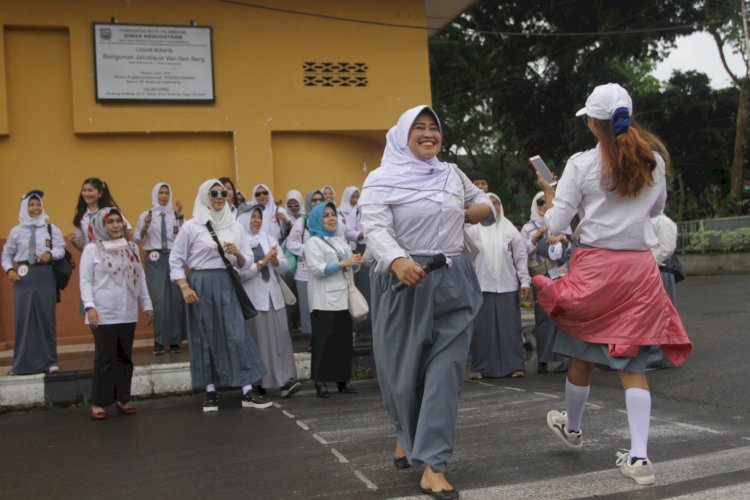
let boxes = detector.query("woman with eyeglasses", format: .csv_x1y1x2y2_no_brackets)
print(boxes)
169,179,270,412
2,190,66,375
80,208,153,419
520,193,572,374
250,183,290,241
134,182,186,355
284,190,306,223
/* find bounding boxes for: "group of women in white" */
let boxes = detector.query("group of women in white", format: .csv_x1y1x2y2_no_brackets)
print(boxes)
3,83,692,498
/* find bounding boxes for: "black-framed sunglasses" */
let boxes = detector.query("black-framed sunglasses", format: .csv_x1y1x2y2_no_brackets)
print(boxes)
209,190,229,199
536,198,546,207
311,196,324,202
255,190,269,197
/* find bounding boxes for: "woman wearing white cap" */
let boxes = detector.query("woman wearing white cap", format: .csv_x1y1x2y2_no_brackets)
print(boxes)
134,182,186,355
534,83,692,485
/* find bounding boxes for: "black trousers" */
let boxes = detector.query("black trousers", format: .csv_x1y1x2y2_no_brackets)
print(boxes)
91,323,135,406
310,309,353,382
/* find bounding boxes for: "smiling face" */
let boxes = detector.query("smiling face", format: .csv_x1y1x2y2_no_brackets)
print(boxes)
105,213,124,239
407,111,442,161
158,185,170,206
286,198,300,215
255,186,270,206
81,183,102,206
322,206,337,232
250,210,263,235
323,187,335,203
27,198,43,218
209,184,227,211
310,192,324,209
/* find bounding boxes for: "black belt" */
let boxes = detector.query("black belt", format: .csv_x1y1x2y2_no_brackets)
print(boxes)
16,261,51,266
145,249,171,253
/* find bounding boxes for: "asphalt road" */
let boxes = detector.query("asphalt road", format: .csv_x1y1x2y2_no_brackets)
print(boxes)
1,274,749,499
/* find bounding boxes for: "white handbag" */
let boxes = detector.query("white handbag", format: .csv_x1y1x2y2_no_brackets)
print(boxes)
346,269,369,323
278,277,297,306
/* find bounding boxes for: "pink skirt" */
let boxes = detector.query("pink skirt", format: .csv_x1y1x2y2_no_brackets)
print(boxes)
531,248,692,367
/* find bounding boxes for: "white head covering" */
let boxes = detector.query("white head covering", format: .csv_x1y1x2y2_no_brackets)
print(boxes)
237,204,266,247
359,105,460,206
284,189,306,219
191,179,243,248
90,207,143,293
338,186,360,217
150,182,174,216
251,183,279,228
19,191,48,227
477,193,519,280
530,191,545,222
321,184,336,203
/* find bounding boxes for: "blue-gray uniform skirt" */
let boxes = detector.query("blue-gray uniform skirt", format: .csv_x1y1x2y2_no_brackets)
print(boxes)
295,278,312,334
145,250,186,346
371,254,482,473
12,264,57,373
533,290,567,365
646,269,677,368
186,269,267,388
470,291,525,377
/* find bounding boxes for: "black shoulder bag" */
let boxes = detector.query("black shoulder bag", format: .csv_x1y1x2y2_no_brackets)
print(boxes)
205,221,258,319
47,224,75,299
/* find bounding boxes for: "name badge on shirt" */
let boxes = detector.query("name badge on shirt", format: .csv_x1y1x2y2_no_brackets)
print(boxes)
17,264,29,277
46,239,52,249
149,251,160,262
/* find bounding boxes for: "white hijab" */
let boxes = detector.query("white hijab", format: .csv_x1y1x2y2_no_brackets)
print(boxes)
359,105,460,206
18,192,48,227
338,186,359,218
191,179,243,248
251,183,279,228
321,184,336,203
477,193,518,280
284,189,306,218
237,204,266,247
150,182,174,216
530,191,545,222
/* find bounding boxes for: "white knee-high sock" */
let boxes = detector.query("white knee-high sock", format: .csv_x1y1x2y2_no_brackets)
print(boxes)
625,388,651,459
206,384,216,393
242,384,253,396
565,379,590,432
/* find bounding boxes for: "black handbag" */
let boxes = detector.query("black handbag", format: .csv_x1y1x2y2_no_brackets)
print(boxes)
205,222,257,319
47,224,75,291
665,254,686,283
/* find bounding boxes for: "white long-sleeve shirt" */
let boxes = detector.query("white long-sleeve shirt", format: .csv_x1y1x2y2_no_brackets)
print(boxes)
134,210,181,250
343,207,365,250
2,224,65,271
466,225,530,293
650,214,677,265
362,167,495,274
79,243,152,325
545,145,666,250
303,235,351,312
237,234,289,312
168,219,252,281
286,215,345,282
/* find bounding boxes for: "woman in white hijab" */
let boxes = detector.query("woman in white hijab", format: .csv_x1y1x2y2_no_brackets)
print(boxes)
2,190,66,375
466,193,530,379
520,192,571,374
80,207,153,419
250,183,289,241
360,105,494,498
284,189,306,223
339,185,371,336
169,179,270,412
237,204,301,398
134,182,185,355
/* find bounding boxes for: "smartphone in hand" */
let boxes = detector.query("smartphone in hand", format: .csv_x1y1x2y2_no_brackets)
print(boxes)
528,155,557,187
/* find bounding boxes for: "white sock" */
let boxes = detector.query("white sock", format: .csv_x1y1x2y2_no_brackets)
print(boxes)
242,384,253,396
625,387,651,460
206,384,216,393
565,379,590,432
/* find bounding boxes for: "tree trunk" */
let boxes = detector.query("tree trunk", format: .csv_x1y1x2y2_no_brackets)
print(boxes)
677,170,685,222
730,77,750,213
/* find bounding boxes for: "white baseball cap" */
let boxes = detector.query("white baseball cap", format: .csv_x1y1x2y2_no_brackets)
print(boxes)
575,83,633,120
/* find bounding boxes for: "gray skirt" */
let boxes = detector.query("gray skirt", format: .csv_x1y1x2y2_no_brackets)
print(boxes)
145,250,185,346
186,269,267,388
470,291,525,377
553,330,650,373
295,279,312,334
12,264,57,373
246,307,296,388
371,254,483,473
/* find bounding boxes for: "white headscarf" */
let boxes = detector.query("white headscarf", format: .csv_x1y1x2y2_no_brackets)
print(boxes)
191,179,244,248
359,105,460,206
251,183,279,229
236,204,266,247
321,184,336,203
150,182,174,216
477,193,519,280
338,186,359,218
530,191,545,222
284,189,306,218
18,191,48,227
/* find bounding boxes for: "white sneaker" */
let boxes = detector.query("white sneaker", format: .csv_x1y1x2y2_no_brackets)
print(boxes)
469,372,483,380
47,365,59,374
616,451,655,485
546,410,582,448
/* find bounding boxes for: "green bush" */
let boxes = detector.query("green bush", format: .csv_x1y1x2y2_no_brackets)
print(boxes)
681,228,750,253
720,228,750,252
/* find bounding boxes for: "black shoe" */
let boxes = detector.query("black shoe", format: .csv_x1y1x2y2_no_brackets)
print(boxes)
280,379,302,398
537,362,548,374
393,456,411,469
315,383,330,398
256,385,267,395
170,344,181,354
202,391,219,412
153,342,164,355
242,389,272,409
337,381,358,394
420,487,459,499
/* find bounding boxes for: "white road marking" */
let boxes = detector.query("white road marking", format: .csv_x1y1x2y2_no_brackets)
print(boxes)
742,437,750,441
272,402,282,408
478,382,494,387
296,420,309,431
504,386,526,392
353,470,378,490
282,410,295,419
331,448,349,463
616,409,721,434
313,433,327,445
533,392,559,398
